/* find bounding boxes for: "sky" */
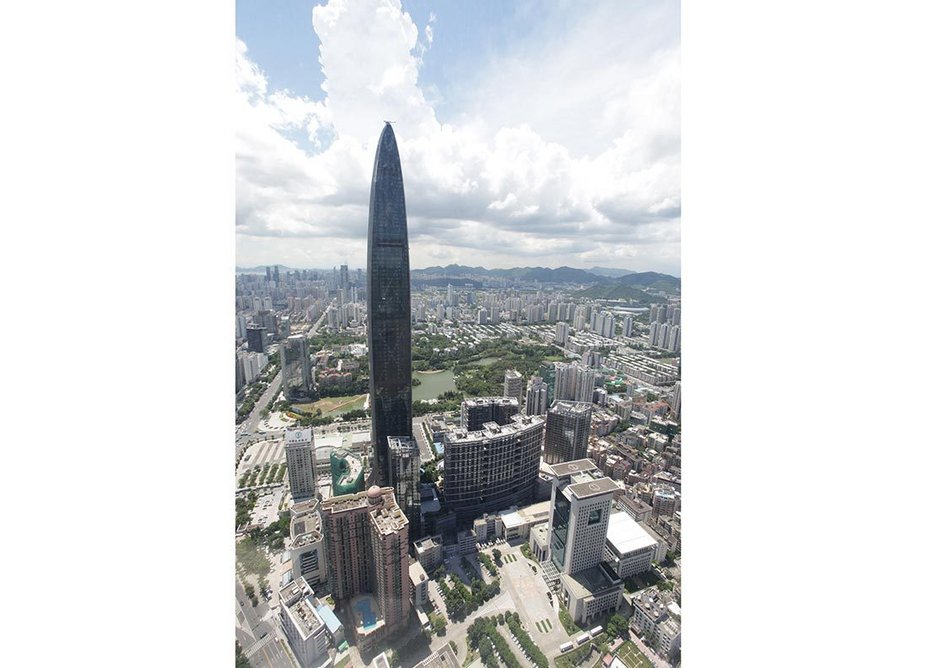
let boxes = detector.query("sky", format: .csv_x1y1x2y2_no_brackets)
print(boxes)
235,0,680,275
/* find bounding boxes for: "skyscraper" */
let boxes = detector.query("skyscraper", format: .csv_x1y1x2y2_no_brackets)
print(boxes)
281,334,314,402
367,123,412,486
525,375,549,416
544,401,593,464
503,368,524,405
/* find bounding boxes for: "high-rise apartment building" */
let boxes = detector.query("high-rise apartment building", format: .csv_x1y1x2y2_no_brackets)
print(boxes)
503,369,524,405
525,376,549,416
320,486,410,649
281,334,314,402
555,321,570,346
622,315,633,338
554,362,598,403
443,413,545,523
285,427,317,501
460,396,519,431
367,124,413,486
544,401,593,464
388,437,422,539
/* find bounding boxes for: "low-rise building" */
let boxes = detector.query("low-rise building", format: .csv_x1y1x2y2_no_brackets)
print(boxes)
409,560,430,608
413,534,444,573
413,644,460,668
630,589,682,663
279,577,332,668
604,511,658,579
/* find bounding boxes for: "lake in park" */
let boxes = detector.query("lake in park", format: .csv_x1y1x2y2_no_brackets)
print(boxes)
413,368,456,402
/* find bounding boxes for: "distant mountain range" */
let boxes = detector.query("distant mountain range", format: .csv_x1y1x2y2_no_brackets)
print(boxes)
236,263,679,293
575,271,681,301
412,264,630,284
587,266,636,278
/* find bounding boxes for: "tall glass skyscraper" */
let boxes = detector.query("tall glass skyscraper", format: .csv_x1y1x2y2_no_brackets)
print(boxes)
367,123,412,485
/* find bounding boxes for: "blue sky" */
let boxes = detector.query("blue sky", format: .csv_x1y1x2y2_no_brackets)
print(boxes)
235,0,680,274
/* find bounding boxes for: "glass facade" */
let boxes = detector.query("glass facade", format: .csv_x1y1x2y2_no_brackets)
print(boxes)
367,124,413,485
550,493,571,572
281,335,313,401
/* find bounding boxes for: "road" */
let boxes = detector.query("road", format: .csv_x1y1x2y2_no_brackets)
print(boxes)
236,310,330,461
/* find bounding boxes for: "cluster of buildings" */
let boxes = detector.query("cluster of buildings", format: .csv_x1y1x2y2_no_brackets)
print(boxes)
237,124,683,668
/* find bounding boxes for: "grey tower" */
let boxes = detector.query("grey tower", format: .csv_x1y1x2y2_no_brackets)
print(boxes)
367,123,413,486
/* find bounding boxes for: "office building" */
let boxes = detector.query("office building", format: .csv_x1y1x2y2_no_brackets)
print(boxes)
330,448,365,496
460,396,519,431
503,369,524,405
443,413,546,523
290,499,327,589
525,376,549,416
246,324,267,353
285,428,317,502
320,486,410,651
367,124,413,486
388,436,422,538
545,460,623,625
544,401,593,464
281,334,314,402
279,577,331,668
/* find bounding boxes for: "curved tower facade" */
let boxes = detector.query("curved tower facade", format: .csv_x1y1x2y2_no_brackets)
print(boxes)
367,123,413,485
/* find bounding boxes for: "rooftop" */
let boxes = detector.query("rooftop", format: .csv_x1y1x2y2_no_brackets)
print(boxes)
561,563,622,599
285,427,313,447
413,644,460,668
409,560,429,585
547,459,599,479
567,476,619,500
605,512,658,556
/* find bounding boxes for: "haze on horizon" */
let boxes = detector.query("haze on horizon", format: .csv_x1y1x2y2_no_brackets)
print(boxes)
236,0,680,276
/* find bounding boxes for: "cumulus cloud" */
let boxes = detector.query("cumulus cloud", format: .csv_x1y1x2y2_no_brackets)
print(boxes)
236,0,680,274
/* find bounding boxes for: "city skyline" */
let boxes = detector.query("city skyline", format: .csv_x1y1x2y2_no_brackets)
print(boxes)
236,0,680,275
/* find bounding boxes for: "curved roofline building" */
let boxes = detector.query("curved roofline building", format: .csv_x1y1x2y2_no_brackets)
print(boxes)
367,123,413,486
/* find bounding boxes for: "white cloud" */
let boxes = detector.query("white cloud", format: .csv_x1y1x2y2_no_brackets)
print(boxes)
236,0,680,275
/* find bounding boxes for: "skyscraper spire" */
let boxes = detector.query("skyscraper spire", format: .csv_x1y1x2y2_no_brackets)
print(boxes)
367,123,412,486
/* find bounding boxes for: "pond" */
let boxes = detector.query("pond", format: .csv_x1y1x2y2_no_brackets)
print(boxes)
413,368,457,402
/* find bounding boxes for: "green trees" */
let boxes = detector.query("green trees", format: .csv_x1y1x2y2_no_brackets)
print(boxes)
429,611,447,636
236,642,251,668
467,617,521,668
558,605,582,635
505,612,548,668
492,548,503,566
606,613,630,640
436,575,500,622
478,553,497,576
